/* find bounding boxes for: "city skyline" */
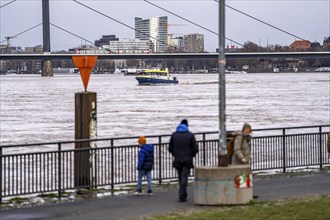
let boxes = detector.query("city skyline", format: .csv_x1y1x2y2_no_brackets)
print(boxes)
0,0,329,52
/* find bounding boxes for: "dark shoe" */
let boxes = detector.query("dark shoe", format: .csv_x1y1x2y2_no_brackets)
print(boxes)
147,189,153,195
178,198,187,202
134,189,142,195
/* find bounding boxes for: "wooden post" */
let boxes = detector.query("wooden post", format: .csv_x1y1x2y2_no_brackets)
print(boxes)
74,92,97,188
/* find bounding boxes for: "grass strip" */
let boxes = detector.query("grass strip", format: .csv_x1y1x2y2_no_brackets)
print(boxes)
143,195,330,220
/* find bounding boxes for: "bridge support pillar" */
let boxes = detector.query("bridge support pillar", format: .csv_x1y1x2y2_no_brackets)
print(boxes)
194,165,253,205
74,92,97,188
41,59,53,76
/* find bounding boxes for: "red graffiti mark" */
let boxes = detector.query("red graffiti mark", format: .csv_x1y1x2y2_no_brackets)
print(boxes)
234,176,241,188
234,174,253,188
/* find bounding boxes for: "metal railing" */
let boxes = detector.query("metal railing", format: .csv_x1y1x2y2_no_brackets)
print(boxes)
1,125,329,203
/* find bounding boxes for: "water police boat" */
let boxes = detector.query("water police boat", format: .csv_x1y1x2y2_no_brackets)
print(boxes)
135,69,178,85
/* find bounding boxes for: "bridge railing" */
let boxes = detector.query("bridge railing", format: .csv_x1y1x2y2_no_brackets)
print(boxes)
0,125,329,203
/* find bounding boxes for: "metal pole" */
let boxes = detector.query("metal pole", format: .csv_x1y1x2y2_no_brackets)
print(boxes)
218,0,228,166
158,136,162,185
319,126,323,170
58,143,62,200
0,146,2,204
42,0,53,76
42,0,51,53
110,139,114,192
282,128,286,173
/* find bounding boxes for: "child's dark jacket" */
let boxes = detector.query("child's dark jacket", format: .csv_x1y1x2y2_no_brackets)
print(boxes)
137,144,154,171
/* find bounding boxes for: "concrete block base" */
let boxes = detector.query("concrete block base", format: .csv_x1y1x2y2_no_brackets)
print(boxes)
41,59,53,76
194,165,253,205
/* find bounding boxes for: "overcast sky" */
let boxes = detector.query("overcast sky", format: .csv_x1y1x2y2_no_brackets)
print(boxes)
0,0,329,52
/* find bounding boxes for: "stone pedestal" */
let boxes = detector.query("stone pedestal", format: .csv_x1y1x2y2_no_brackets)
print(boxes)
194,165,253,205
41,59,53,76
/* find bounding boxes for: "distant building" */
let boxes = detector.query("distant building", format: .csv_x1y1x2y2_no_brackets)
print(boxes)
104,39,150,54
184,33,204,53
95,35,119,47
310,41,323,51
135,16,168,53
289,40,311,51
323,36,330,49
25,45,43,53
311,42,321,48
168,36,184,52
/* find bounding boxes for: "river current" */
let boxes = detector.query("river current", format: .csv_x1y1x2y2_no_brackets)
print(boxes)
0,72,329,145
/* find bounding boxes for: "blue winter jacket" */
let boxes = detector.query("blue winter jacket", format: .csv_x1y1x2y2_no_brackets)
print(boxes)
137,144,154,171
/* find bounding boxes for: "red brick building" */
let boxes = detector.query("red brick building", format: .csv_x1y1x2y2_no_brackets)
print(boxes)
289,40,311,51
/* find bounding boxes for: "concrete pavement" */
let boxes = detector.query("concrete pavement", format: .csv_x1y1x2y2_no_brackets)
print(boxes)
0,172,329,220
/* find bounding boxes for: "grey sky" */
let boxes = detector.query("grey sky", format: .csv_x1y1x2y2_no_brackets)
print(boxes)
0,0,329,52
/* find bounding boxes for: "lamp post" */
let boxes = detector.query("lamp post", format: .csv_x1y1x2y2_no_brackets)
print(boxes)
218,0,228,166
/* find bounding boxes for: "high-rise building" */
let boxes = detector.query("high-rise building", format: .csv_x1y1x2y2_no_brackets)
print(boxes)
184,34,204,53
135,16,168,53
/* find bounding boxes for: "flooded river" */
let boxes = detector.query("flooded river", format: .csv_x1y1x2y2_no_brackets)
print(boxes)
0,72,329,145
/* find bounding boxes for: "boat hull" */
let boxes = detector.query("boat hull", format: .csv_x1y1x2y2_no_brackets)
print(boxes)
135,77,178,85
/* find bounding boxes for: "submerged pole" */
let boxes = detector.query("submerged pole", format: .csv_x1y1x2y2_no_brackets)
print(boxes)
218,0,228,166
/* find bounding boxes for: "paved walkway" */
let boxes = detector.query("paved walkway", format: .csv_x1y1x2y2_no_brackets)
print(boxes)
1,172,329,220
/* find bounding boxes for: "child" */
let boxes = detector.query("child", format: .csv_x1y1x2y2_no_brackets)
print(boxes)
135,136,154,195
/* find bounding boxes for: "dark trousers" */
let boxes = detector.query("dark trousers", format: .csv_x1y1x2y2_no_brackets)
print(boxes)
176,166,190,200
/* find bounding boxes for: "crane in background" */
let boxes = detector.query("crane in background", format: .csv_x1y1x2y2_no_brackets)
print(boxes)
161,23,187,27
160,23,187,32
5,36,16,48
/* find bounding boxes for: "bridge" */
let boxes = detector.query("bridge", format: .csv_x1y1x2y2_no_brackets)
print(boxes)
1,51,330,61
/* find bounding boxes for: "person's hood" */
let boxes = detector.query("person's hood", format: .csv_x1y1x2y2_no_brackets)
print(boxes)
232,131,252,140
142,144,154,153
176,124,188,132
232,131,244,136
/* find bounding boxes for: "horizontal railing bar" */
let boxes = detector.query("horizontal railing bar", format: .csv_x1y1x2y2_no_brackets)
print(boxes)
1,124,329,149
252,125,330,132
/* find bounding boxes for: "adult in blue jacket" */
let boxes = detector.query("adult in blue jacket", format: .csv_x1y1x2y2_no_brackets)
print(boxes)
169,119,198,202
136,136,154,195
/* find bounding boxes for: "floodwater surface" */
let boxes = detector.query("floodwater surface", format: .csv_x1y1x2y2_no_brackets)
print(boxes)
0,72,329,145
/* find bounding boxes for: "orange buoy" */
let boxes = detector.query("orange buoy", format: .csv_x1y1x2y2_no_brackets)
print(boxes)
72,56,98,92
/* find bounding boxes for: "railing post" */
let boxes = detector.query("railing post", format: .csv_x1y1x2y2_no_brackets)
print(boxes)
282,128,286,173
110,139,114,192
319,126,323,170
158,136,162,185
58,143,62,200
203,133,206,166
0,146,3,204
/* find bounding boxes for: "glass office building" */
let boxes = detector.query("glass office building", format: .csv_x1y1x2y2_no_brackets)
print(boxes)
135,16,168,53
